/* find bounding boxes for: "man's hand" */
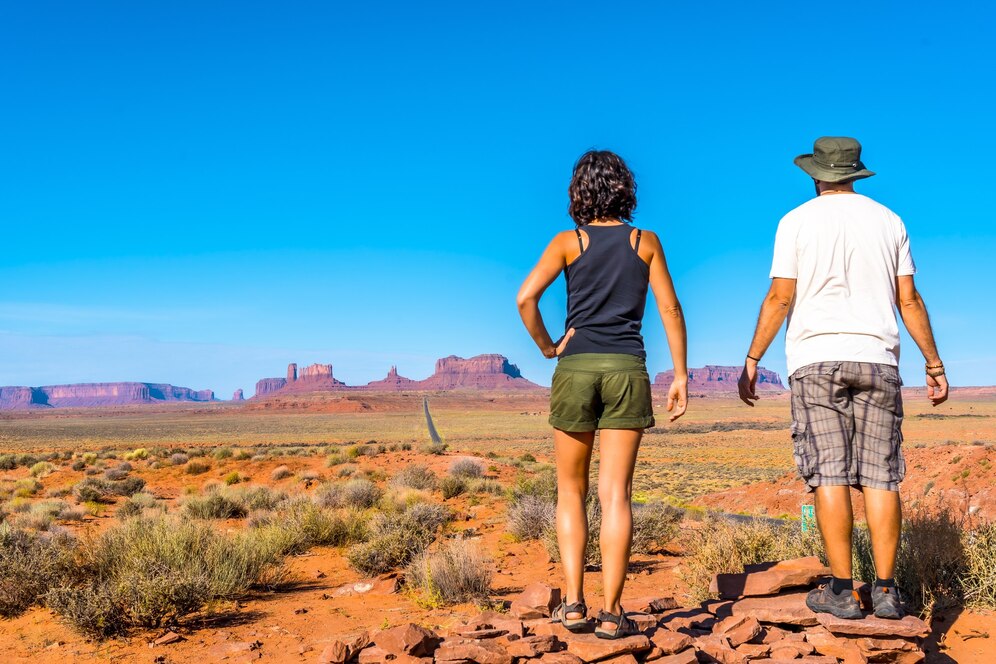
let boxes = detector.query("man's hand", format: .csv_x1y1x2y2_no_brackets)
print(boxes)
544,328,575,359
739,362,760,407
927,372,949,406
667,378,688,422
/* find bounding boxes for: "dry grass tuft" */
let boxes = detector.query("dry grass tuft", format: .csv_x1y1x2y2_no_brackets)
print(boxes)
407,537,493,604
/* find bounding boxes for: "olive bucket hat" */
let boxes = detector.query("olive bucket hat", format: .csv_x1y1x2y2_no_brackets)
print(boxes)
794,136,875,183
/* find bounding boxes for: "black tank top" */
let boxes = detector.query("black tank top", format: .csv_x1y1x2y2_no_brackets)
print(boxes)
560,223,650,359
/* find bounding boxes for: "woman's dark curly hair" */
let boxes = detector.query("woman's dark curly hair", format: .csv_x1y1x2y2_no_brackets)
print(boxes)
568,150,637,226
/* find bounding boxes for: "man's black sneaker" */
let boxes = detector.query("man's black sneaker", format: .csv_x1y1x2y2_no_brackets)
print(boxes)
806,584,863,620
872,585,905,619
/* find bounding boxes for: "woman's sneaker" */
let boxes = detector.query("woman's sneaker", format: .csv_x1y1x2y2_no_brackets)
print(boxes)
871,585,905,619
806,584,863,620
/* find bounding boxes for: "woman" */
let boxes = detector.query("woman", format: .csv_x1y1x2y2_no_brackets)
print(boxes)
516,150,688,638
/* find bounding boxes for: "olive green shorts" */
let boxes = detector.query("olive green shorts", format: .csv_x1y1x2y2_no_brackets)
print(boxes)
549,353,655,432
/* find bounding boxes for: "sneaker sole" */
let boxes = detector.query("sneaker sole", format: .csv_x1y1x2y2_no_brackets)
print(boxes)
873,608,904,620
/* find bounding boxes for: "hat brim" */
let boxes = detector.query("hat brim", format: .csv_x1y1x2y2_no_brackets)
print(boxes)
794,154,875,183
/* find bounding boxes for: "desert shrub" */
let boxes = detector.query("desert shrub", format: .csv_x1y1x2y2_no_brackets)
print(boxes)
326,452,346,467
17,454,39,468
963,523,996,609
509,494,556,541
45,515,286,637
450,458,484,479
169,453,189,466
346,444,376,459
117,462,133,472
315,479,382,510
407,538,493,604
423,441,448,455
347,503,450,575
81,453,98,465
123,448,148,461
270,465,292,481
0,524,77,617
631,502,683,554
679,516,824,601
390,465,437,491
543,496,602,566
0,455,16,470
186,460,211,475
337,464,358,478
400,442,413,451
103,468,129,481
298,470,320,483
30,461,55,477
469,478,504,495
234,449,252,461
224,472,242,486
186,448,206,458
70,460,86,471
107,477,146,497
117,493,160,520
232,485,287,512
73,478,112,504
440,476,466,500
511,467,557,502
285,501,368,550
184,492,248,520
213,447,233,460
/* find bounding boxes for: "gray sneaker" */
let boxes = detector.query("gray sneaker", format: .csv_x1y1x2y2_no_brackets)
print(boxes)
806,584,863,620
871,585,904,619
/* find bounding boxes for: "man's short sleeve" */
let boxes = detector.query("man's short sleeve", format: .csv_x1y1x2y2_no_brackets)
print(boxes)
896,220,917,276
769,216,798,279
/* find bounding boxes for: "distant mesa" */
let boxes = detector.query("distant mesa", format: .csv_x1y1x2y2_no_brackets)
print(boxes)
252,354,541,397
0,383,215,410
232,388,244,401
654,365,785,393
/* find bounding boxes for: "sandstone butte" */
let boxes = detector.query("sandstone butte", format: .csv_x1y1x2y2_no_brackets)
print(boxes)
0,383,215,410
655,365,785,394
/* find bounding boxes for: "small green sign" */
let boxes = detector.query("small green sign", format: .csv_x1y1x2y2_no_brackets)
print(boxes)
801,504,816,532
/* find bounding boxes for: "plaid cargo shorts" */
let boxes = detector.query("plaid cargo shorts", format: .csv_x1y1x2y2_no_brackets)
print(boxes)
789,361,906,492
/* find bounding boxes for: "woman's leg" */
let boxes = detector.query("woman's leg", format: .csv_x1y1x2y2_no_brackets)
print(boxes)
597,428,642,625
554,427,595,618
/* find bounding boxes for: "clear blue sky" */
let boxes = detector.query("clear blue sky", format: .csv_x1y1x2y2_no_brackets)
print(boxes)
2,1,994,397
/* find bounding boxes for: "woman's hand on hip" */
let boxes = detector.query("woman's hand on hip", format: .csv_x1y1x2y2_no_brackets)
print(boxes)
545,328,575,359
667,378,688,422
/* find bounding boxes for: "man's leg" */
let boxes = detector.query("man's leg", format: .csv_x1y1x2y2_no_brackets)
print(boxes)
554,428,595,619
596,427,641,628
815,485,854,579
862,487,902,580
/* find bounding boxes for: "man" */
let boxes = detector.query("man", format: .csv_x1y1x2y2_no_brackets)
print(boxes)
738,137,948,620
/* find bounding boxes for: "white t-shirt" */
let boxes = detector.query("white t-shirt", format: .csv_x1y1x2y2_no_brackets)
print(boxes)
770,193,917,376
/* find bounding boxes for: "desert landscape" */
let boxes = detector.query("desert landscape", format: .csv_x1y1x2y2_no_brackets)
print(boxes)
0,357,993,663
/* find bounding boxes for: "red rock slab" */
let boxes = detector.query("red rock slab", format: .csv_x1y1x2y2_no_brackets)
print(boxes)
736,642,772,659
647,649,698,664
153,631,183,646
317,641,350,664
815,613,929,639
702,599,735,618
627,612,659,632
599,654,639,663
449,627,507,639
529,619,584,639
372,623,441,657
630,596,680,614
695,634,748,664
505,634,560,658
564,633,651,662
356,646,390,663
768,639,815,659
713,558,830,599
750,658,835,664
715,615,763,647
435,639,513,664
731,593,819,627
467,610,526,637
648,628,694,655
539,653,585,663
854,635,920,654
802,626,868,664
510,582,562,619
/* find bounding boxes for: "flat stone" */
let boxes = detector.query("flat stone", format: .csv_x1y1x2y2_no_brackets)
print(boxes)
564,633,651,662
736,643,772,659
696,634,748,664
658,608,712,632
466,610,525,637
715,615,763,647
713,558,829,599
505,634,560,658
815,613,929,639
647,649,697,664
450,627,507,639
630,596,680,613
154,631,183,646
750,658,835,664
627,612,658,632
702,599,735,618
854,636,919,654
356,646,390,664
802,626,867,664
538,653,585,664
373,624,441,657
648,628,693,655
599,655,638,663
316,641,350,664
529,620,582,639
732,593,819,627
435,639,513,664
510,582,562,619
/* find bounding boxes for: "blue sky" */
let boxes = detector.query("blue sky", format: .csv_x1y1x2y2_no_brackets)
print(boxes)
2,1,994,397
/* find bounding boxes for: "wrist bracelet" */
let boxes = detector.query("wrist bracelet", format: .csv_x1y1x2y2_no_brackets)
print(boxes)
746,354,762,363
926,362,944,369
927,368,946,378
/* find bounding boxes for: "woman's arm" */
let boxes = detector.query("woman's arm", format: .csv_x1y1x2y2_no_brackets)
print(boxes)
644,231,688,421
516,233,575,358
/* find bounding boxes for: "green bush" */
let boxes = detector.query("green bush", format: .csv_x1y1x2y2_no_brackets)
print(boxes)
224,471,242,486
423,441,448,455
185,460,211,475
0,524,77,618
631,502,683,554
184,492,248,520
407,538,493,604
440,476,467,500
450,458,484,479
213,447,233,460
278,500,368,551
315,479,382,509
270,465,292,481
347,503,450,575
30,461,55,477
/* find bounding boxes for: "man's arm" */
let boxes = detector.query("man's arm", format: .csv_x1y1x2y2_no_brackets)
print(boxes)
897,275,948,405
738,278,796,406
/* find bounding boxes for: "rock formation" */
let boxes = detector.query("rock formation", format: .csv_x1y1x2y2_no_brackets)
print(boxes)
654,365,784,393
0,382,216,410
254,377,287,398
232,389,244,401
364,365,418,390
253,362,347,397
